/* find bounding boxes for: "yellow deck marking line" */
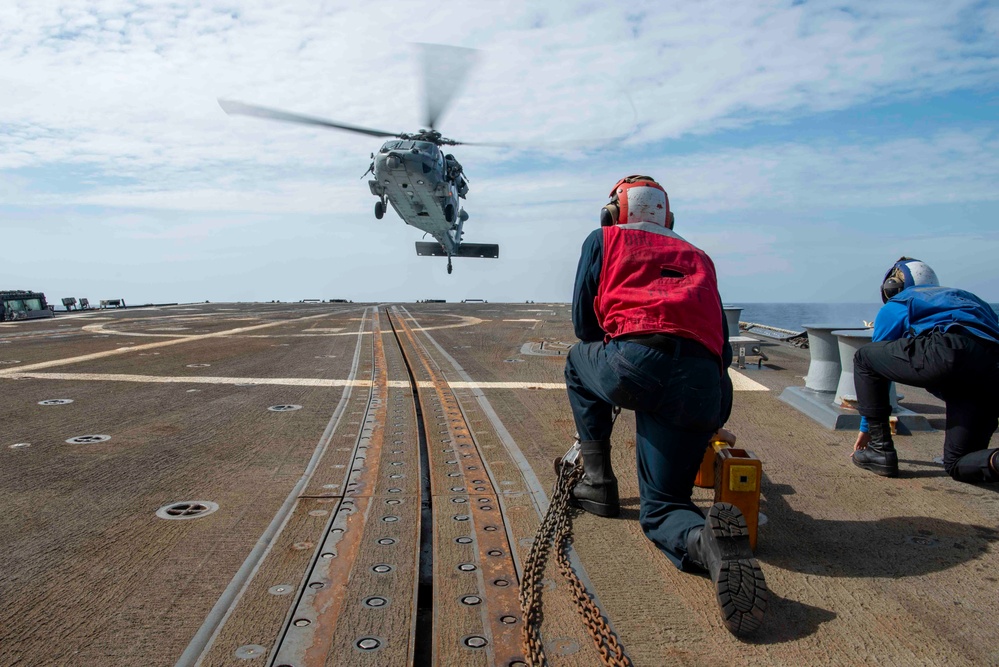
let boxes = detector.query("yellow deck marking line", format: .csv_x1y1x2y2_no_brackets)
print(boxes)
0,311,339,377
4,368,768,391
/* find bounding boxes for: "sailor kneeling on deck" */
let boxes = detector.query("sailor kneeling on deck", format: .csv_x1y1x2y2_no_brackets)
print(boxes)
564,175,767,637
853,257,999,483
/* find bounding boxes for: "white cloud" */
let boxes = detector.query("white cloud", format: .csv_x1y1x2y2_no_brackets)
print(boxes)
468,128,999,217
2,1,997,178
2,0,998,303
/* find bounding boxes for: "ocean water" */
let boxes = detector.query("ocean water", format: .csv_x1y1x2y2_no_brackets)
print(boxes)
733,303,880,333
732,302,999,334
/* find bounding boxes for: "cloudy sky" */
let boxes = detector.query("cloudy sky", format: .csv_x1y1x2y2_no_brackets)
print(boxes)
2,0,998,305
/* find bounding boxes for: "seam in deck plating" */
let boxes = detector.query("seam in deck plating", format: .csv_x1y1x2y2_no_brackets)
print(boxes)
180,308,371,667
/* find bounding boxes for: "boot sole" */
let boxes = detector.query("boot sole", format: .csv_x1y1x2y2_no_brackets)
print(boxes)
704,503,768,637
851,455,899,478
568,494,620,518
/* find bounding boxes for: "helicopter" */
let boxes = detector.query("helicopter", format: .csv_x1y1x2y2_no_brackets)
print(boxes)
219,44,499,275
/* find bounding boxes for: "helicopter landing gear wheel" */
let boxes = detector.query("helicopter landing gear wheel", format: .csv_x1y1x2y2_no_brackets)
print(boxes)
374,201,384,219
447,259,453,274
444,204,454,223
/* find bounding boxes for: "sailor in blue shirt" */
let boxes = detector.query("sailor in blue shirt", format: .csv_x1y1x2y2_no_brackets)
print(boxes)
853,257,999,483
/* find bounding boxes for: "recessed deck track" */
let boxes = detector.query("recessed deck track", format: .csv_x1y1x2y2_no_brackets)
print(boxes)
388,307,525,666
196,306,526,666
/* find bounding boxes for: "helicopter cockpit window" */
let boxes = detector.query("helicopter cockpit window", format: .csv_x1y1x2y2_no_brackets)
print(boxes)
413,141,439,157
380,140,405,153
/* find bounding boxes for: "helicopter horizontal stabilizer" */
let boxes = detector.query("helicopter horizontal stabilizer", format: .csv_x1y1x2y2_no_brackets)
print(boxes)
415,242,499,259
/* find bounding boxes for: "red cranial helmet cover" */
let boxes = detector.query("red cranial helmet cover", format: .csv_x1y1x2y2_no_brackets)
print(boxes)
609,175,669,226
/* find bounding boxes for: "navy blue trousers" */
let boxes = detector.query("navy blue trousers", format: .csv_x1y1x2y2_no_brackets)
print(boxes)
855,330,999,483
564,338,725,569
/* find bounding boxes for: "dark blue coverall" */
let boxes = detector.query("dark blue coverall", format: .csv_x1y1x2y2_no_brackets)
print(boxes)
856,286,999,483
565,228,734,569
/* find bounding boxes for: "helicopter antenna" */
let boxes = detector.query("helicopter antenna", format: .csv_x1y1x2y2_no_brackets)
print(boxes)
416,43,480,131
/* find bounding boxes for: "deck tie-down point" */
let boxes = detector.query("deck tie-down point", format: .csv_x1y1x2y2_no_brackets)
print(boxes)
156,501,219,520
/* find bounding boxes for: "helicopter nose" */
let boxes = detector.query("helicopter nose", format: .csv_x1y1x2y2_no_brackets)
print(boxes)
386,154,402,169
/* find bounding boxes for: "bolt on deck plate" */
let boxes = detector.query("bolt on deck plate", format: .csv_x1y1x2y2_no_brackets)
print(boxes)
156,500,220,520
234,644,267,660
355,637,382,651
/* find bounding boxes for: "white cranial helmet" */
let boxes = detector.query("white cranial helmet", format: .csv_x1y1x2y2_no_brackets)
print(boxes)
881,257,940,303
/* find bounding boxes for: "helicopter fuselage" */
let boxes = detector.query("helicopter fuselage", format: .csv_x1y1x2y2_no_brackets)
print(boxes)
368,139,467,256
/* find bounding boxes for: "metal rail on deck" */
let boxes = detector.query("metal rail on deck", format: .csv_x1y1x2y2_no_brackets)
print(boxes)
202,307,527,666
182,308,373,667
389,307,526,666
268,310,418,665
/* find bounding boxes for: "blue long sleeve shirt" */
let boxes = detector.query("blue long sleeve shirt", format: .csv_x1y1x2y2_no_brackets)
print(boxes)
872,286,999,344
860,285,999,432
572,229,606,343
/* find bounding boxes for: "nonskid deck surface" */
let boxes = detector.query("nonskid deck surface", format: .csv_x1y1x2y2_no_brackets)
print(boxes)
0,303,996,666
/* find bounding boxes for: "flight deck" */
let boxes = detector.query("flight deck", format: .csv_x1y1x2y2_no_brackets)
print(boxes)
1,302,996,666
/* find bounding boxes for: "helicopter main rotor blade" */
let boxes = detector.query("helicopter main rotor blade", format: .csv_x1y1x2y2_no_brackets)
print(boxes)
219,99,401,138
417,43,480,131
451,135,631,150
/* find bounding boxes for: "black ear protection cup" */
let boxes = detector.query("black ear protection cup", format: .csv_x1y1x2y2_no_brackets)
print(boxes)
600,201,619,226
667,211,675,229
880,256,913,303
881,275,904,303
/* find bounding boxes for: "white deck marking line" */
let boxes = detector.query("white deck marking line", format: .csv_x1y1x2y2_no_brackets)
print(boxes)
4,370,769,391
5,373,388,387
729,369,769,391
0,311,349,377
409,314,486,332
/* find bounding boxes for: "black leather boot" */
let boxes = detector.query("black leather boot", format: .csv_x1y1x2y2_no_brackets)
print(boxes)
853,419,899,477
570,440,619,517
686,503,768,637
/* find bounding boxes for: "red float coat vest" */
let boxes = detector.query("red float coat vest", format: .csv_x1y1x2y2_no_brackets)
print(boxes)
593,222,724,357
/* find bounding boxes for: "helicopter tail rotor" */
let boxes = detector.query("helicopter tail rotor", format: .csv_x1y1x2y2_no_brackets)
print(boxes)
416,43,480,131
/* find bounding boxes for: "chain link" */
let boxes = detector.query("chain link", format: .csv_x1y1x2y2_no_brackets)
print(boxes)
519,462,633,667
